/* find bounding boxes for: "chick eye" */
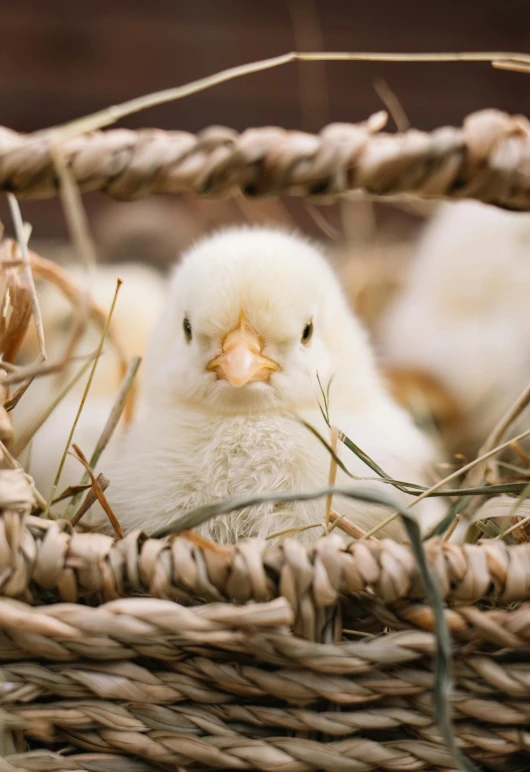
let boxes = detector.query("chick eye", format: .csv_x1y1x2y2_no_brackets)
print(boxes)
301,319,313,345
183,316,192,342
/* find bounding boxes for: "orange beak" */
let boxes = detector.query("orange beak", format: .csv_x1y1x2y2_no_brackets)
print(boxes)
207,318,279,387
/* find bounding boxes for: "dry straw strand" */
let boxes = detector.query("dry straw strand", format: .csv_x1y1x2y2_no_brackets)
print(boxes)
43,279,122,516
468,379,530,487
11,356,95,457
6,194,46,361
24,49,530,140
49,142,97,372
69,472,109,525
64,355,141,519
69,443,121,537
361,425,530,539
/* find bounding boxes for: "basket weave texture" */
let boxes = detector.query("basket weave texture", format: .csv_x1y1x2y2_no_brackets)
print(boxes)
1,469,530,771
0,108,530,209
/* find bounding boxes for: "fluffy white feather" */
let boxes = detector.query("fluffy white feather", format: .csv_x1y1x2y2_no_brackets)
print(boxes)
92,226,444,543
379,201,530,447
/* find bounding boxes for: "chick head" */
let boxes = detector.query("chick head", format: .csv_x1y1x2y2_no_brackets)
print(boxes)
144,226,380,416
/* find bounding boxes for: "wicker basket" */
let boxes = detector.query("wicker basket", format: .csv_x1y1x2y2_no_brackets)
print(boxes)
1,109,530,771
1,468,530,771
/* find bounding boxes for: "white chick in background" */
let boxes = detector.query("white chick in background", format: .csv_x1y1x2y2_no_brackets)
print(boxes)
12,262,166,505
92,227,444,543
379,201,530,453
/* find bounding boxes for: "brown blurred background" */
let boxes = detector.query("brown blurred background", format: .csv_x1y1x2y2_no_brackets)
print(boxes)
0,0,528,246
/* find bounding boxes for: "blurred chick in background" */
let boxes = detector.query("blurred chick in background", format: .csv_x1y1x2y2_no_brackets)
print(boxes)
91,226,445,543
379,201,530,456
12,261,166,504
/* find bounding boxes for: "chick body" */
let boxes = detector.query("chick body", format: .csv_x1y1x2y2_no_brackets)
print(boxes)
95,227,444,543
379,201,530,451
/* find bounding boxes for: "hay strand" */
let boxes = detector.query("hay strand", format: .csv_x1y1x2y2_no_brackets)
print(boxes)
64,355,141,519
6,195,46,361
43,279,122,516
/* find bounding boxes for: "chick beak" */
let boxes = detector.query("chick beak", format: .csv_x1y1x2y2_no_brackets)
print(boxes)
207,319,279,387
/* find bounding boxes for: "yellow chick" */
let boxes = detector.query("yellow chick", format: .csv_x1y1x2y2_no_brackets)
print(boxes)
379,201,530,454
12,262,166,505
90,227,444,543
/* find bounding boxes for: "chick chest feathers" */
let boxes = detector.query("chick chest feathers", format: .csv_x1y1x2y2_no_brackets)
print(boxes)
98,403,441,544
101,409,319,542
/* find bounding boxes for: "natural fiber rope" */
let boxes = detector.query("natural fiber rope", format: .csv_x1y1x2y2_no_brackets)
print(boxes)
0,596,529,666
2,695,529,770
0,726,520,771
372,599,530,648
0,740,453,772
0,752,157,771
2,653,530,709
4,510,530,633
3,698,529,765
1,108,530,208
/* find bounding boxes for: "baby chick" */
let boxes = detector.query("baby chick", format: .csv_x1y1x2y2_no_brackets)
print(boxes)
379,201,530,454
25,261,166,390
94,227,444,543
12,262,166,505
